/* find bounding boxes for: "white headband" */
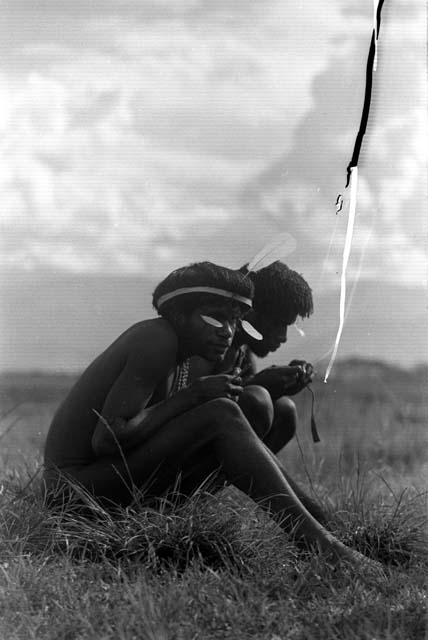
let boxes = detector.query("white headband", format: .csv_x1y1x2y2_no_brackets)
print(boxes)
156,286,253,308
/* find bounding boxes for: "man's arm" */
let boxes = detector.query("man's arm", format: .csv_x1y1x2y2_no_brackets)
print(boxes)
239,348,257,380
242,354,312,401
91,328,198,456
92,385,200,458
92,328,244,457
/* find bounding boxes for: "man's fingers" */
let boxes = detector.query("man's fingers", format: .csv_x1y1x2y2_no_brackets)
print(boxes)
271,365,300,372
229,384,243,393
221,374,243,384
284,378,302,389
225,385,243,398
286,366,302,375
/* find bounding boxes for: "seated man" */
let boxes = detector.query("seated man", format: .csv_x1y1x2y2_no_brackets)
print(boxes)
43,261,377,567
236,259,315,448
188,261,324,520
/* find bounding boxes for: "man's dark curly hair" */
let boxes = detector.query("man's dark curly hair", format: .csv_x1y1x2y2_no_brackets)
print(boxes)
241,261,313,324
153,261,254,322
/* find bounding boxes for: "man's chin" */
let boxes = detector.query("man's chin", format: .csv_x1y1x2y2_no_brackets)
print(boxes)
249,343,272,358
204,349,226,362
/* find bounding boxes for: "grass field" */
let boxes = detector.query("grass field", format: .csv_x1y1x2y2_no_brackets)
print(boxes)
0,359,427,639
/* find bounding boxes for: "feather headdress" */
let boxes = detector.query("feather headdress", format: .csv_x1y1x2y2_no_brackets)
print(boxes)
239,233,297,341
245,232,297,274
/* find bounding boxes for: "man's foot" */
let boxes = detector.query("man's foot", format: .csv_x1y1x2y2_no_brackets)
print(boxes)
340,547,388,579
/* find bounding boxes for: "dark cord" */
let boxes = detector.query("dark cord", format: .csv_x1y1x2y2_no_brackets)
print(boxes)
345,0,385,187
306,385,320,443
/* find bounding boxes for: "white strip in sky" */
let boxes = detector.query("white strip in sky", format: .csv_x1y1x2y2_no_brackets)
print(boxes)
373,0,379,71
324,166,359,382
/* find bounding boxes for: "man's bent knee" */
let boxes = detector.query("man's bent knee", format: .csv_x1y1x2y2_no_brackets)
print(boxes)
275,396,297,420
242,384,272,406
203,397,245,422
239,385,274,438
273,396,297,440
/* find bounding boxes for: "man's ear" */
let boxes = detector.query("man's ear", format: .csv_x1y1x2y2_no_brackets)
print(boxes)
243,308,256,322
170,311,189,334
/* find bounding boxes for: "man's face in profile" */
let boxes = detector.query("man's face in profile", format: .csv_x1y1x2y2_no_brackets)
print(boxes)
185,303,241,362
244,311,295,357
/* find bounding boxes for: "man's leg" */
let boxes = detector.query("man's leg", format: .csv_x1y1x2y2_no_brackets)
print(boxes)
173,388,327,524
238,390,327,524
50,397,361,560
263,396,297,452
172,384,273,497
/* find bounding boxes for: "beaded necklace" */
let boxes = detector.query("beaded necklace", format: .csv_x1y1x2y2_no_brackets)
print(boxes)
170,358,190,396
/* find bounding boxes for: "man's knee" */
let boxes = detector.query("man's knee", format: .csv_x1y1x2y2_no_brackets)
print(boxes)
260,397,297,454
204,397,246,424
238,385,274,437
273,396,297,440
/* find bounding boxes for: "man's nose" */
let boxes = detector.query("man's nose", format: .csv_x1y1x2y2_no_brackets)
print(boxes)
218,321,234,338
278,328,288,343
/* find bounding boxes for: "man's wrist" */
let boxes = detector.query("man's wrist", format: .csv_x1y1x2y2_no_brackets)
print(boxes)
242,374,256,387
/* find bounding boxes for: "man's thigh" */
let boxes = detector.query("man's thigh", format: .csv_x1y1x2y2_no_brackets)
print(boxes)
45,399,240,506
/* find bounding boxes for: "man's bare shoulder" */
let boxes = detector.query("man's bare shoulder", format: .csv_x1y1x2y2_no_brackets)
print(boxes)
121,318,178,371
125,317,177,344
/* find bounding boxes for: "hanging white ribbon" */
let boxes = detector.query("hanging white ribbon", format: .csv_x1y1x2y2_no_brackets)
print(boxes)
324,166,359,382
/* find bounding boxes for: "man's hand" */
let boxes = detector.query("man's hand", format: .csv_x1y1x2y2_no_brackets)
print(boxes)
248,365,302,400
249,361,314,400
288,359,314,391
191,374,243,402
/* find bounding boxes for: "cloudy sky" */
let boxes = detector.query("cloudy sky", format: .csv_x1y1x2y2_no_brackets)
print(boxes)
1,0,427,371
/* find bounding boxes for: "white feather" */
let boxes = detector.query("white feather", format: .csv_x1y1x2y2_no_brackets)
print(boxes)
241,320,263,341
200,314,223,328
246,232,297,273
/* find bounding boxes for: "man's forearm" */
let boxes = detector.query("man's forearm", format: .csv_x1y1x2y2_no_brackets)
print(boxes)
92,387,199,456
128,387,199,442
